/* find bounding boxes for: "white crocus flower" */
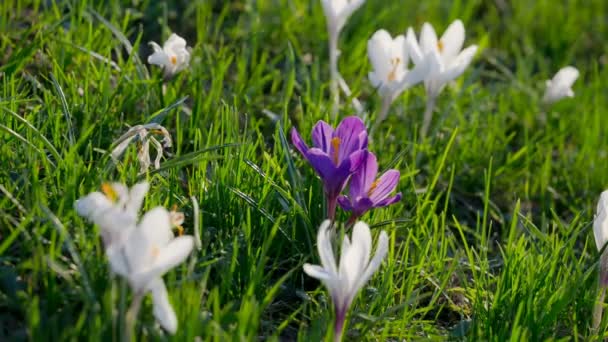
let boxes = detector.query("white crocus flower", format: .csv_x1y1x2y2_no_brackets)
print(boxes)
75,182,149,247
148,33,191,77
110,123,172,174
320,0,366,118
367,29,431,131
542,66,579,104
303,220,388,341
593,190,608,331
75,182,194,334
408,20,477,138
108,206,194,334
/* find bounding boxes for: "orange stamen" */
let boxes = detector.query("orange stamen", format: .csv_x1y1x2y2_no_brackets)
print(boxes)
101,183,118,202
387,57,401,82
170,55,177,65
437,40,444,53
368,179,380,197
331,137,341,165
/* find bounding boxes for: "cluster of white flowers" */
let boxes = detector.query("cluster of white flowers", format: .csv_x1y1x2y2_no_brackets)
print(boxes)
75,182,194,334
317,0,579,138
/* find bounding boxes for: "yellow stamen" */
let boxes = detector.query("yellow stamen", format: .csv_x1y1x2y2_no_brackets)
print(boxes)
176,226,184,236
387,57,401,82
437,40,444,53
170,55,177,65
151,245,160,258
368,179,380,197
101,183,118,202
331,137,341,165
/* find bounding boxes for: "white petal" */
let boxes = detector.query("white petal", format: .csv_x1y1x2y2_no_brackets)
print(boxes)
350,230,389,302
552,66,579,87
367,29,393,78
130,236,194,291
164,34,187,52
317,220,338,276
75,192,112,220
406,27,423,65
148,278,178,334
439,19,465,61
148,41,163,53
594,191,608,251
106,242,131,277
139,207,174,247
125,182,149,217
438,44,477,84
148,51,170,68
303,263,333,281
420,22,438,55
339,222,371,296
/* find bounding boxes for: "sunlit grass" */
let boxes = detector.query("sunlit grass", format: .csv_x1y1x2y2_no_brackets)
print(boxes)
1,0,607,340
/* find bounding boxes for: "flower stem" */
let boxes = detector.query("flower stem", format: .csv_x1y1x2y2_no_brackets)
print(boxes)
334,309,346,342
370,95,392,137
329,31,340,120
420,95,437,140
124,292,144,342
594,251,608,332
345,215,358,230
327,195,338,222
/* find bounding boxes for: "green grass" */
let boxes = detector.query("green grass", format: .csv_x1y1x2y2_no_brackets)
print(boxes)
1,0,607,340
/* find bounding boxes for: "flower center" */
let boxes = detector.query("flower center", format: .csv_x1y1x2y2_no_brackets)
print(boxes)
367,179,380,197
437,40,444,53
101,183,118,203
387,57,401,82
331,137,341,165
170,55,177,65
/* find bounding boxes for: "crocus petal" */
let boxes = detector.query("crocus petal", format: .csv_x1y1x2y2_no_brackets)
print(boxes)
337,195,354,211
439,20,465,61
367,29,394,86
148,51,170,67
352,197,375,216
347,149,367,173
139,207,174,247
130,236,195,291
303,263,334,281
369,169,400,203
75,192,113,220
316,220,338,276
340,222,372,295
349,151,378,199
164,33,187,51
149,42,163,53
406,27,423,65
374,193,402,208
552,66,579,87
420,22,439,55
595,191,608,251
438,45,477,85
311,121,334,153
333,116,368,162
149,278,178,334
306,148,338,181
290,128,310,158
350,229,388,303
106,242,131,277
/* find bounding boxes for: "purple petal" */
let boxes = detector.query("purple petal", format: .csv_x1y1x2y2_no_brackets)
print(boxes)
374,192,402,208
326,158,353,197
349,151,378,199
306,148,337,181
311,121,334,153
337,195,354,211
291,128,310,158
346,149,367,173
369,169,400,203
352,197,375,217
333,116,368,163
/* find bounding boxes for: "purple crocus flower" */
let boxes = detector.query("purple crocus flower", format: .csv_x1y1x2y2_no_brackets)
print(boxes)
338,151,401,223
291,116,368,220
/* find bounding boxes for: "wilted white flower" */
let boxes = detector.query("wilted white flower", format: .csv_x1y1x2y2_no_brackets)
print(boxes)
542,66,579,104
303,220,388,340
75,182,194,334
148,33,191,77
111,123,172,174
407,20,477,137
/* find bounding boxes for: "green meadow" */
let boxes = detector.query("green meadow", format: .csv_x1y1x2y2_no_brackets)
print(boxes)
1,0,608,340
